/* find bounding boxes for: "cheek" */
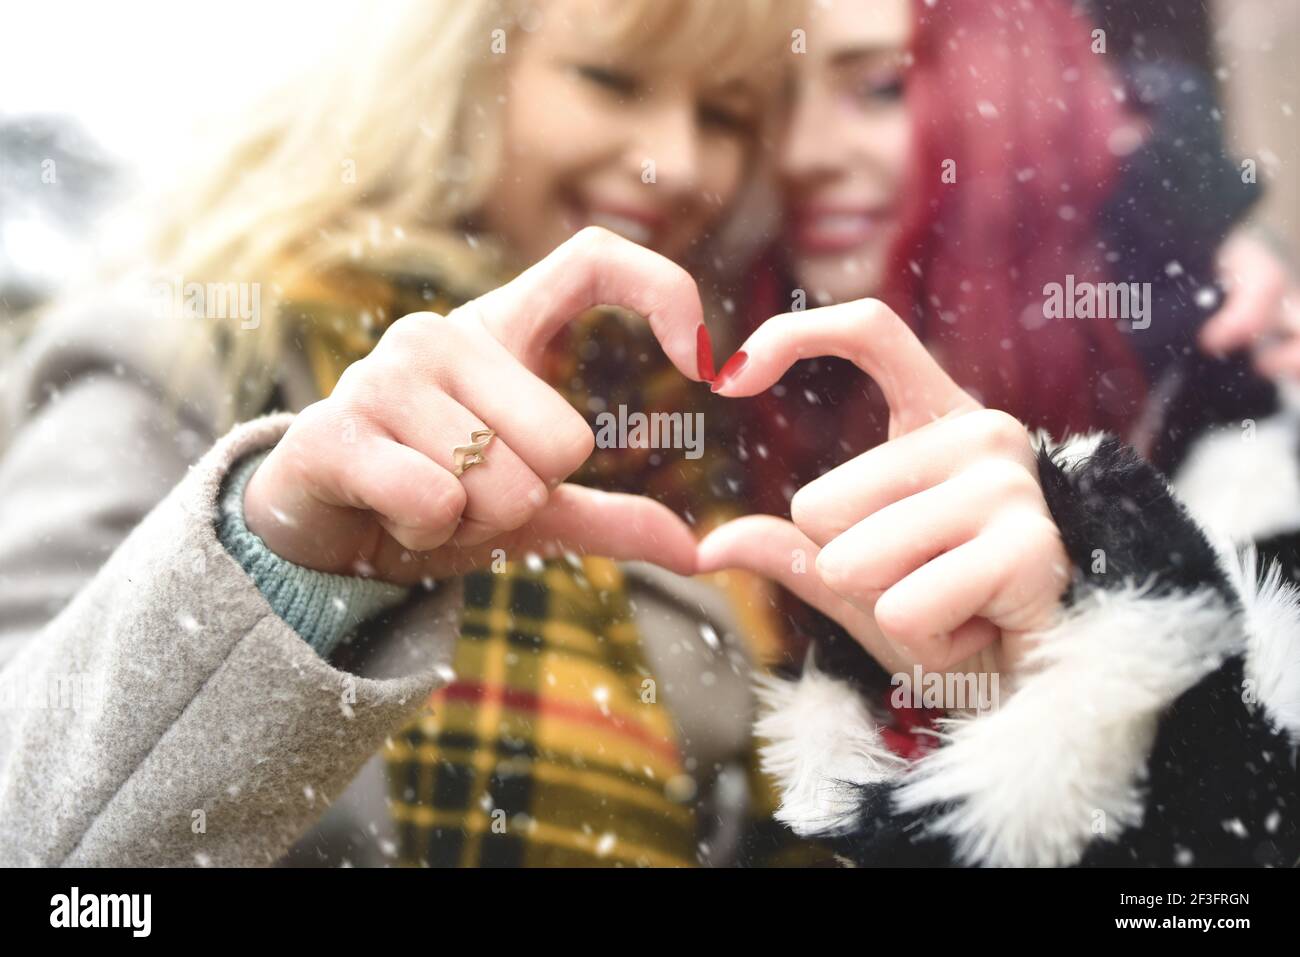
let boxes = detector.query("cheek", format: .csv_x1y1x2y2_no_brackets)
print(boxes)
881,110,914,189
696,139,747,211
504,71,583,168
489,82,602,238
797,255,881,305
504,83,634,198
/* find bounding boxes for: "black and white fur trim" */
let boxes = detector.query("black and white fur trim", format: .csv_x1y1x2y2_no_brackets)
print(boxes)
1173,413,1300,544
754,665,905,837
1172,383,1300,544
758,583,1240,866
893,583,1238,866
1217,544,1300,744
754,430,1300,867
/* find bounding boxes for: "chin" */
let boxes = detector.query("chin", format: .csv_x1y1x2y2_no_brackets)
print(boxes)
791,251,883,307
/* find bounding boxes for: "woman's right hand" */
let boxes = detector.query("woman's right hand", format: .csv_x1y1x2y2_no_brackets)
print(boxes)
242,227,710,584
697,300,1070,681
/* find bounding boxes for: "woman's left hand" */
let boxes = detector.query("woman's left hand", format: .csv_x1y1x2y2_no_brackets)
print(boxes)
1199,228,1300,379
697,300,1071,679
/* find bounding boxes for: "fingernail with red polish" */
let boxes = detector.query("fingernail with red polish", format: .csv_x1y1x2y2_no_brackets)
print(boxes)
696,323,716,381
710,351,748,393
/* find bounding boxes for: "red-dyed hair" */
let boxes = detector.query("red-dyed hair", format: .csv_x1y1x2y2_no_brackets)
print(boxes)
884,0,1146,435
747,0,1149,502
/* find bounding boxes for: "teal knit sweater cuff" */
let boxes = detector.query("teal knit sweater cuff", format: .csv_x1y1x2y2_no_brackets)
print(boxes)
216,449,411,659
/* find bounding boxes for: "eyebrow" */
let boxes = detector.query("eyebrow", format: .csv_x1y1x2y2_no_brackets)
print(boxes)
827,46,903,68
704,77,762,103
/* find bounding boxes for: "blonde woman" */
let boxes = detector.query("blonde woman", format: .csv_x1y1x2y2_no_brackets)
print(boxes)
0,0,808,867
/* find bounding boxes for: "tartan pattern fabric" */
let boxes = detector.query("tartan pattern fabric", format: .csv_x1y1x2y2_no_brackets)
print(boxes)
283,242,836,866
387,558,698,867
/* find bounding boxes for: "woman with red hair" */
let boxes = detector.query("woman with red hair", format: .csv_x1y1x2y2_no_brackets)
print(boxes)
702,0,1300,866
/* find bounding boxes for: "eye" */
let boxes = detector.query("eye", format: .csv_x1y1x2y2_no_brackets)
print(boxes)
574,64,639,98
854,73,905,104
698,102,757,135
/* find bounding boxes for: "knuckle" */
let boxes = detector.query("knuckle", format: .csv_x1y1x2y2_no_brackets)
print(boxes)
298,399,371,448
984,513,1063,600
277,403,367,502
853,298,889,334
1016,511,1065,557
289,398,332,435
328,358,372,400
814,545,856,594
495,475,549,531
382,310,443,346
333,370,396,425
979,407,1026,444
570,225,622,257
374,311,456,366
528,411,595,482
789,485,826,535
560,421,597,474
661,257,697,299
421,479,467,530
967,456,1037,500
332,354,413,411
872,591,922,646
969,408,1028,457
845,298,896,340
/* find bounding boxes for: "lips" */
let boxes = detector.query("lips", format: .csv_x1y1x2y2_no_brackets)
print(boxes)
789,207,890,254
586,210,657,247
562,192,666,249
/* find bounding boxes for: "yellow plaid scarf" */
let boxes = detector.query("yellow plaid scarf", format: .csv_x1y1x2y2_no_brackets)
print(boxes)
283,240,830,866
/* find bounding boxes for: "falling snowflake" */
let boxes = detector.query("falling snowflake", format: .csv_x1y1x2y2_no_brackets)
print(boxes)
1221,818,1248,838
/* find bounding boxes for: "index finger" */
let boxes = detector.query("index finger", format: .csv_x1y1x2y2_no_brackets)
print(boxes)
455,226,710,382
712,299,978,436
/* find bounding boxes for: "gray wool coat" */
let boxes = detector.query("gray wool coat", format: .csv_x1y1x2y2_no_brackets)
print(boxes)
0,296,758,867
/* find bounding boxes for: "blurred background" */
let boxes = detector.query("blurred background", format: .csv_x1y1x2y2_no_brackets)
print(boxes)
0,0,1295,350
0,0,370,353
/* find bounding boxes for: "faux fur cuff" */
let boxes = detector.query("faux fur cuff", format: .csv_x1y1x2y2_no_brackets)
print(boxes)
756,429,1300,866
754,665,905,837
1173,402,1300,544
892,583,1237,866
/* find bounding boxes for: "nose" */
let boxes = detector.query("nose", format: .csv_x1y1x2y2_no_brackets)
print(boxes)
780,83,846,183
636,99,701,192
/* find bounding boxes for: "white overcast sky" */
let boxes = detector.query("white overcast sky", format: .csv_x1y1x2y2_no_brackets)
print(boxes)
0,1,367,164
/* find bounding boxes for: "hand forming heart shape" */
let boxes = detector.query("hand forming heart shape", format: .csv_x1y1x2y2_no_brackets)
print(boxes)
699,300,1071,677
244,226,1068,677
244,227,708,584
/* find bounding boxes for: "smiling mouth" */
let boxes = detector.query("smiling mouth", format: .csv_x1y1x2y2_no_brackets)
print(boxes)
790,209,892,254
562,193,665,248
587,210,655,246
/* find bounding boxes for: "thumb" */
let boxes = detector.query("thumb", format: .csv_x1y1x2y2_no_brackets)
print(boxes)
512,483,699,576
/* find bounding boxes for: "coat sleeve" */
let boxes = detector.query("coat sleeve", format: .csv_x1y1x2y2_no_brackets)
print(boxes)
752,431,1300,867
0,372,461,866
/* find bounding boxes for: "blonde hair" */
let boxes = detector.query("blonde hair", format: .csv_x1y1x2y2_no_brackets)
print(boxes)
127,0,793,422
